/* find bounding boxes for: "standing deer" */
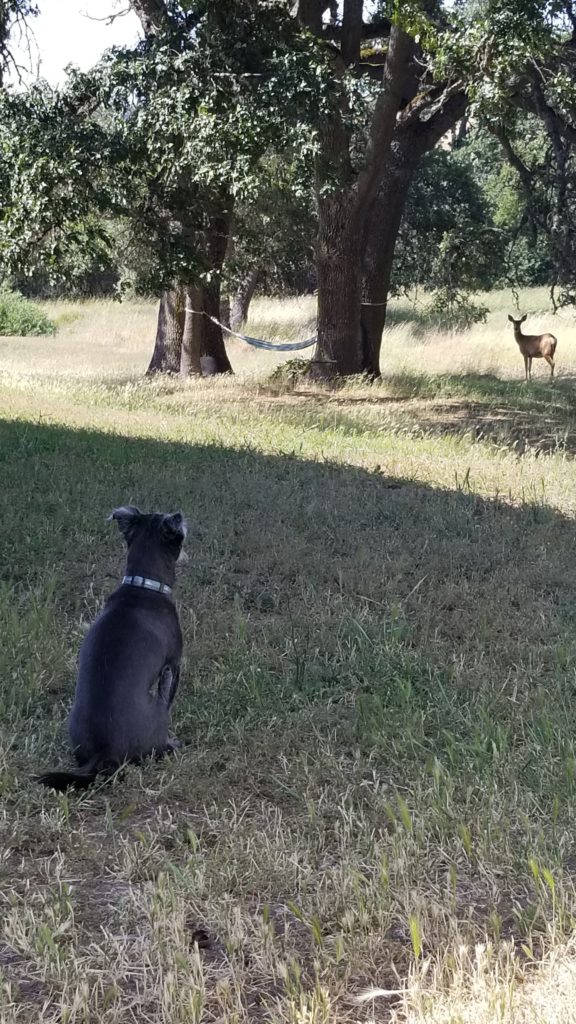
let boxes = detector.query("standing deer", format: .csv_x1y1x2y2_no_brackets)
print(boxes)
508,313,557,382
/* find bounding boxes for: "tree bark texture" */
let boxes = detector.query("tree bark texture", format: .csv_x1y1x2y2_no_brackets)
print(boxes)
361,143,415,376
298,8,416,375
129,0,172,35
230,267,260,330
315,195,363,374
146,285,185,374
199,205,234,372
180,285,203,376
148,201,234,376
361,87,468,375
178,281,233,376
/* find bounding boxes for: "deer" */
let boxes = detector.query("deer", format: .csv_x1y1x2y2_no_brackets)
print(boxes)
508,313,557,382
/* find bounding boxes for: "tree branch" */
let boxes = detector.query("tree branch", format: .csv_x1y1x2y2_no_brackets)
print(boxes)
85,7,132,27
396,81,467,150
323,15,391,43
297,0,327,35
492,123,533,192
353,25,416,220
128,0,171,36
340,0,363,65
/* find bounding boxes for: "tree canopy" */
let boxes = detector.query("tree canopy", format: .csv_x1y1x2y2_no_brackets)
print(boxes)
2,0,576,374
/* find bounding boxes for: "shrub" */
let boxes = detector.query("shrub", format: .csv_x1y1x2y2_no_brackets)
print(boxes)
268,358,311,387
0,290,57,336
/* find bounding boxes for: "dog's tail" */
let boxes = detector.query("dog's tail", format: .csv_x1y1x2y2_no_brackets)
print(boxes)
35,756,102,792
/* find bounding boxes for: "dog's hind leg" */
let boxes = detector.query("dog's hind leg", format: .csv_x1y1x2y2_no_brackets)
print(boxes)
158,664,180,707
158,665,174,704
157,664,182,753
167,665,180,707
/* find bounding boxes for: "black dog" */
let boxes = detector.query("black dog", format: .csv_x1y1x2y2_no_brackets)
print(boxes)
37,506,186,791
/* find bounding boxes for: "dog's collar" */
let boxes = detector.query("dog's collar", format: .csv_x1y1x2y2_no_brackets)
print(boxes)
122,575,172,596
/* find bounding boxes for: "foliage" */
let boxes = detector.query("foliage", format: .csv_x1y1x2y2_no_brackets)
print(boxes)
0,2,323,295
66,2,320,293
427,283,489,331
463,115,576,296
227,152,316,297
391,148,497,325
0,85,115,288
0,288,56,335
433,0,571,113
267,356,311,386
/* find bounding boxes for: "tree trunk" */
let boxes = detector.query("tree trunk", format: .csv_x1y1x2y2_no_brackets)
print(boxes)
220,294,231,330
230,267,260,331
146,285,185,374
197,205,234,373
361,89,469,375
147,199,234,376
179,280,233,375
361,141,418,376
297,4,415,376
201,279,233,373
315,196,363,374
180,285,203,376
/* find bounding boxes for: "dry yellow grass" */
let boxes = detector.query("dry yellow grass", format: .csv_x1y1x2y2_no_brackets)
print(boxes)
2,287,574,382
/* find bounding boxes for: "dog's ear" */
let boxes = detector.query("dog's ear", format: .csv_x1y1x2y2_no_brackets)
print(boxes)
108,506,142,537
161,512,187,542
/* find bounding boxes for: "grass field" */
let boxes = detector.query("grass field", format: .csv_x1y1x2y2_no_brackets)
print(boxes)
2,289,576,1022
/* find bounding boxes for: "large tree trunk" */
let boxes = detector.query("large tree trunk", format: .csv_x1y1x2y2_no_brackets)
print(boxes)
146,285,185,374
230,267,260,331
197,205,234,372
179,281,234,376
361,89,469,376
202,279,233,373
361,141,418,376
315,197,363,374
180,285,203,376
297,1,415,375
147,199,234,376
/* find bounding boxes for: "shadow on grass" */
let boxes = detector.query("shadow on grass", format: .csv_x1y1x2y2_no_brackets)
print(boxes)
1,413,575,749
4,415,576,991
260,370,576,453
379,371,576,452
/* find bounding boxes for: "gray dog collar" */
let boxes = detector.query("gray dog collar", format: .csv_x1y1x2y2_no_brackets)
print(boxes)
122,575,172,596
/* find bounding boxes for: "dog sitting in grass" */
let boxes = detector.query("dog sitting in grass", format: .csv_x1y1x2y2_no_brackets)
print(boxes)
37,506,186,791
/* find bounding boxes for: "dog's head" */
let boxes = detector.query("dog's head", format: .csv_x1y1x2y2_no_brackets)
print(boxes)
109,507,187,563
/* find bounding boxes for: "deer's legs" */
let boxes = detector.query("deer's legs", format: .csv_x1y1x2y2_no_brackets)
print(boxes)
523,354,529,382
545,355,555,378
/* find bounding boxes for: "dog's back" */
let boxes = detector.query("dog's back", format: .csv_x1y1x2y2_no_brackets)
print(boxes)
37,507,186,791
70,586,182,765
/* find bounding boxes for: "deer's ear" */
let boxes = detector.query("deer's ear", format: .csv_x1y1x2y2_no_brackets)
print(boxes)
520,313,527,323
508,315,514,322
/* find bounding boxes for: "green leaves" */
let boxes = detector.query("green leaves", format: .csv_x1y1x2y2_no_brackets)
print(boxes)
0,2,325,293
0,86,116,286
